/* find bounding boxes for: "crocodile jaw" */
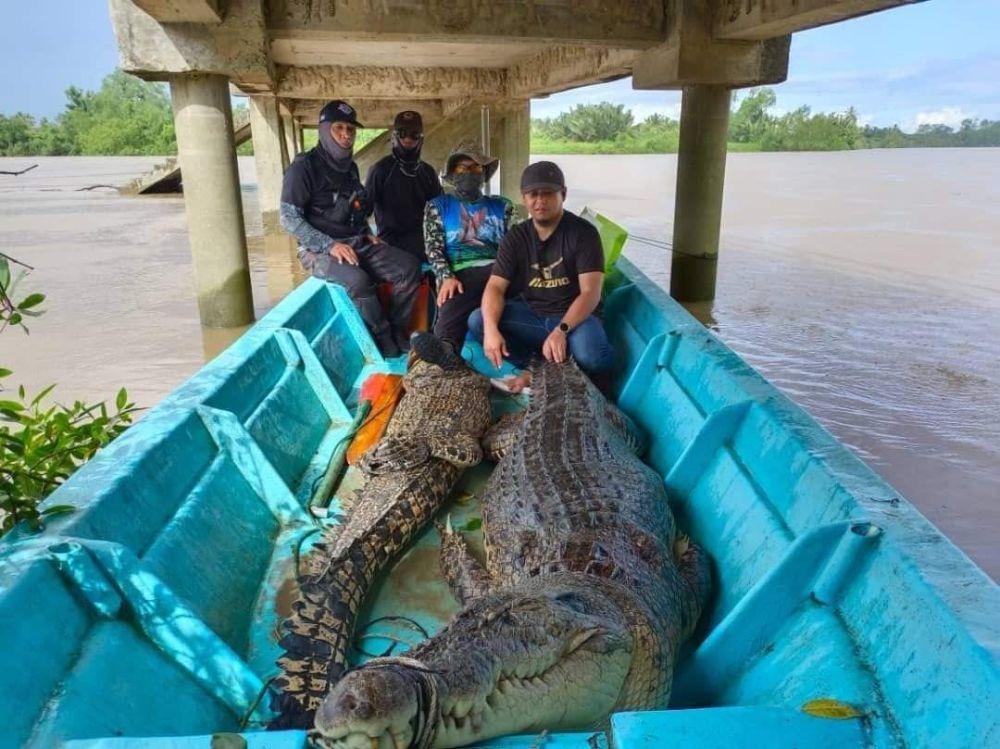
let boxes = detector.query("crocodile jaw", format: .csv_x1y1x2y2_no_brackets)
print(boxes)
313,585,634,748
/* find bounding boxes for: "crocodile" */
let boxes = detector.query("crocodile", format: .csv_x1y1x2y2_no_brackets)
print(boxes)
270,333,493,730
310,359,711,749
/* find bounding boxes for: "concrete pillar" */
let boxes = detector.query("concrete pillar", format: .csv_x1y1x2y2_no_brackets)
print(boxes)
169,73,254,328
248,95,287,231
670,85,731,302
496,101,531,202
281,114,298,162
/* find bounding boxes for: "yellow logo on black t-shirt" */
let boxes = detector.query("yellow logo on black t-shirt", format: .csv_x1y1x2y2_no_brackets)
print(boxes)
528,257,570,288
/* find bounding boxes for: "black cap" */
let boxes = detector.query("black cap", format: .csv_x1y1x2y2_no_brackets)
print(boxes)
520,161,565,193
319,100,364,128
393,110,423,133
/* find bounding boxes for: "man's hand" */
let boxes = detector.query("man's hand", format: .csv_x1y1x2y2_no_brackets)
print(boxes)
436,277,464,306
367,234,382,244
483,328,509,370
329,242,359,265
542,327,568,364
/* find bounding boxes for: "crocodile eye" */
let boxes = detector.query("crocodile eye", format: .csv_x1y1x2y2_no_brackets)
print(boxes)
553,592,588,612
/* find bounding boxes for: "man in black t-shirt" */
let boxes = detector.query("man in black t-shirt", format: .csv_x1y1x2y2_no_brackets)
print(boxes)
280,100,421,358
365,110,442,262
468,161,614,390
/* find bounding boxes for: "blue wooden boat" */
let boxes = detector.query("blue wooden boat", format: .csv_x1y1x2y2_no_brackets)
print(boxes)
1,257,997,749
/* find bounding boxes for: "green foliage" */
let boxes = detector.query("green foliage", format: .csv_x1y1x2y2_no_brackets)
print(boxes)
1,70,174,156
759,105,862,151
532,109,678,154
0,254,138,535
535,102,634,143
530,88,1000,154
729,88,777,144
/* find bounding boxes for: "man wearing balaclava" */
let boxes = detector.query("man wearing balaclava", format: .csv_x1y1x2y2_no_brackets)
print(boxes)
280,100,421,357
423,140,514,353
365,110,442,262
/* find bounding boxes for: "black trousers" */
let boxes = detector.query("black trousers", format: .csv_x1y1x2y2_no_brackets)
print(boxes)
298,241,421,340
433,264,494,351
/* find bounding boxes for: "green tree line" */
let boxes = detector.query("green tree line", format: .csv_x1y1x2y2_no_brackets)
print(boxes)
1,71,176,156
534,88,1000,153
3,71,1000,157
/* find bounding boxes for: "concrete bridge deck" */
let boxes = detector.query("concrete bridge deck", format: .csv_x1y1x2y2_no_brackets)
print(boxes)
108,0,924,325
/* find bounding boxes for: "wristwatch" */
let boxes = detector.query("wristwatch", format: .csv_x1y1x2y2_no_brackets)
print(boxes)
558,321,571,334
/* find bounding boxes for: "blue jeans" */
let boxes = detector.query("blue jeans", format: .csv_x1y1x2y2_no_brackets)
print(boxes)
467,300,614,374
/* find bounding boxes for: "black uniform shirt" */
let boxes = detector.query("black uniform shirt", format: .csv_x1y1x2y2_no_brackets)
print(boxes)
281,147,369,241
365,155,442,260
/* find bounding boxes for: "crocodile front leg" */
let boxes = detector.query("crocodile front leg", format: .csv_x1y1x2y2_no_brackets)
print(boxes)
427,434,484,468
358,437,430,475
438,520,494,605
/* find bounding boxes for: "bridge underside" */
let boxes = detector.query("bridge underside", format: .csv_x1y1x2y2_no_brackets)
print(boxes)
109,0,923,323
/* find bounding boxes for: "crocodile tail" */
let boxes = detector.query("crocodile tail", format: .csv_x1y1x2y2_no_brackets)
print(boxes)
269,539,373,728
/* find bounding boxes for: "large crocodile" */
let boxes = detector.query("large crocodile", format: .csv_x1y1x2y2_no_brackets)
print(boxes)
310,360,711,749
270,334,493,729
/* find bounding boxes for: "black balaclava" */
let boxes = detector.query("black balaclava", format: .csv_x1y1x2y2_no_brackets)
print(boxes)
319,124,354,172
391,130,423,166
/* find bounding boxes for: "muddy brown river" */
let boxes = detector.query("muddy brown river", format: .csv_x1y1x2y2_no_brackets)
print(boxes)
1,150,997,579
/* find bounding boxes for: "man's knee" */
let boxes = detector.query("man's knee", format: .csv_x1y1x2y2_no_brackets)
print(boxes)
303,253,375,296
467,309,485,340
568,321,614,373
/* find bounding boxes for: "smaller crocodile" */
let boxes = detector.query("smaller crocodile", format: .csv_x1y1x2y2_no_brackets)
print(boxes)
270,334,493,729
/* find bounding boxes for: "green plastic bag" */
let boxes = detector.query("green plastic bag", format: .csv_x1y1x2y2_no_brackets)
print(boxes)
580,206,629,273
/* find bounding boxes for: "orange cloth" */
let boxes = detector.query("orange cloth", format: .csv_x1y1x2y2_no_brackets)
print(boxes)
346,373,404,465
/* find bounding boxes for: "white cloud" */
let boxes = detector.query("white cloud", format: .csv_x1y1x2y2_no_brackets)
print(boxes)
914,106,973,129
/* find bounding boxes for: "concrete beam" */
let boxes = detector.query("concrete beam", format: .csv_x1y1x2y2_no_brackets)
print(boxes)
268,0,666,48
291,99,446,129
633,0,789,89
109,0,272,90
249,95,288,226
170,73,254,327
495,102,531,201
508,47,635,98
131,0,223,24
281,114,299,161
670,85,731,302
714,0,926,41
419,101,505,177
277,65,507,101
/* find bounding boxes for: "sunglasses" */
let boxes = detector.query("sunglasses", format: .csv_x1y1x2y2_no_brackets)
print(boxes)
452,162,484,174
395,129,423,140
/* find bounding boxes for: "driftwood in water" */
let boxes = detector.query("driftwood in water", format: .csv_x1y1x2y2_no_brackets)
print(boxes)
0,164,38,176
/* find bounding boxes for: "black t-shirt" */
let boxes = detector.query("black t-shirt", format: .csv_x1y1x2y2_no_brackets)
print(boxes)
492,210,604,317
281,147,369,241
365,155,442,259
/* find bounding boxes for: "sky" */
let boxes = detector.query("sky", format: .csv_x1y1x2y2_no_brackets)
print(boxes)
1,0,997,133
